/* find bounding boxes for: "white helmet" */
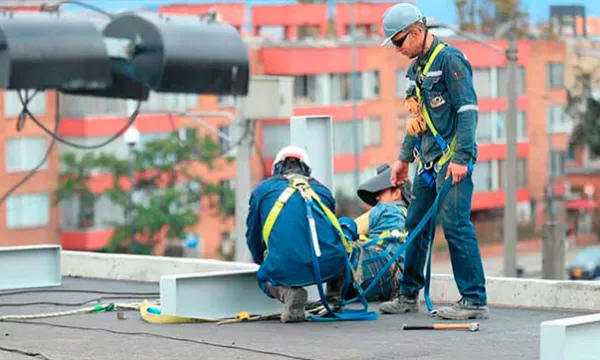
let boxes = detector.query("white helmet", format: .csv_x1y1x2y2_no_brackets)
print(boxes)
272,145,311,176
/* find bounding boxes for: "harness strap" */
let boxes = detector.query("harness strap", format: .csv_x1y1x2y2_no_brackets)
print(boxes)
262,175,352,254
413,43,458,175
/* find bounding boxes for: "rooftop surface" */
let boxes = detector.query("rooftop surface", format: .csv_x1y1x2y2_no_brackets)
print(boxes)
0,277,592,360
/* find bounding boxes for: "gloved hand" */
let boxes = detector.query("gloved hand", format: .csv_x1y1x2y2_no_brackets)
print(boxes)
403,97,427,136
406,116,427,136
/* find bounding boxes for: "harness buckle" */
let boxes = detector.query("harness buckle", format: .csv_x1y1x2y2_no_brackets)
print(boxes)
442,144,452,158
422,161,434,170
413,148,420,160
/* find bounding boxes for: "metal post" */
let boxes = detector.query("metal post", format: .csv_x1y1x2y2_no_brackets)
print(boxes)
503,25,518,277
349,1,362,217
233,99,254,263
542,221,566,280
129,147,136,254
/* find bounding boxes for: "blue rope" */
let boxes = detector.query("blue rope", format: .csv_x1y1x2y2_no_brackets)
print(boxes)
304,199,378,322
343,178,453,313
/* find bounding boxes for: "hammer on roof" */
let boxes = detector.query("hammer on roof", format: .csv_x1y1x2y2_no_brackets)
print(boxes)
402,323,479,332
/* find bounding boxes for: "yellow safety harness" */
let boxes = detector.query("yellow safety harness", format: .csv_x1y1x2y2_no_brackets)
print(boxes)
262,174,352,254
413,43,458,178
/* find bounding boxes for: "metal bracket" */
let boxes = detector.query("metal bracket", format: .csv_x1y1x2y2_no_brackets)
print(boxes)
0,245,62,290
540,313,600,360
159,269,322,319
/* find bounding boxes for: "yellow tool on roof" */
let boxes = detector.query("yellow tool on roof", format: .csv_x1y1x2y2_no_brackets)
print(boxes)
139,300,218,324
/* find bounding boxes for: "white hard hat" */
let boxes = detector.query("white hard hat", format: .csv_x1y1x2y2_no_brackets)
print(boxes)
272,145,311,175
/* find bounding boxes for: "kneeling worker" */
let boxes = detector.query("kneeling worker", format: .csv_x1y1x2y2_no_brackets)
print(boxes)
339,164,411,302
245,145,351,323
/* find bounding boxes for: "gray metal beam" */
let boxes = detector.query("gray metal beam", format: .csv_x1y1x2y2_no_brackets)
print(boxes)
0,245,61,290
540,313,600,360
159,269,322,319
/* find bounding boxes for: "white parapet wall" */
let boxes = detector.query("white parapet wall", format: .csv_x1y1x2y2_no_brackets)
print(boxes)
540,313,600,360
62,251,600,311
428,274,600,311
62,251,258,282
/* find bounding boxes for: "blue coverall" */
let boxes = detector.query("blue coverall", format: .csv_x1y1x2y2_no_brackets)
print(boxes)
245,176,348,297
398,36,487,306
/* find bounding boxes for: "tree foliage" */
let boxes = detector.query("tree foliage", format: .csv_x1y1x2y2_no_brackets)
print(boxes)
55,131,235,255
455,0,528,38
566,66,600,157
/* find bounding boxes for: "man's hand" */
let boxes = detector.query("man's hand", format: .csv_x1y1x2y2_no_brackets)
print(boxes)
390,160,409,186
445,162,468,186
406,116,427,136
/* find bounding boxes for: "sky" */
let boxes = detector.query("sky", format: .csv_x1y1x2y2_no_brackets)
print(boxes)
62,0,600,27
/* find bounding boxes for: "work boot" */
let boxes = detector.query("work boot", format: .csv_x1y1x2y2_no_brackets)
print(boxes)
278,287,308,323
435,298,489,320
379,294,419,314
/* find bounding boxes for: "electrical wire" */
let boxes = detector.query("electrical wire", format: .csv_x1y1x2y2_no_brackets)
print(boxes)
18,91,143,150
0,92,60,207
2,320,316,360
0,289,159,297
0,295,158,308
0,345,53,360
40,0,114,19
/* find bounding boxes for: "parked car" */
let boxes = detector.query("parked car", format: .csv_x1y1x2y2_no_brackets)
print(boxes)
568,246,600,280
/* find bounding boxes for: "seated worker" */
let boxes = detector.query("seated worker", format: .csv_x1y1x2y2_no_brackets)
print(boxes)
245,145,351,323
339,164,411,302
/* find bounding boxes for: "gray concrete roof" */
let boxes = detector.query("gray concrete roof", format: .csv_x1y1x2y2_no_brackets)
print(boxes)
0,277,592,360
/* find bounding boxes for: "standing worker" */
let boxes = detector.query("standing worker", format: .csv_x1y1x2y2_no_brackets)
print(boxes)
379,3,488,320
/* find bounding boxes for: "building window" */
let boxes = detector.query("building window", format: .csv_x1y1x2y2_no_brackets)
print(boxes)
497,67,526,97
549,151,566,177
60,94,127,118
334,121,363,155
547,105,571,133
4,90,47,117
547,62,564,89
139,92,197,113
179,127,198,142
363,117,382,146
396,69,409,97
5,137,48,173
476,112,494,143
473,161,493,192
472,68,493,98
7,193,50,229
218,95,235,107
293,75,318,105
495,111,527,141
362,71,380,98
330,73,362,103
263,124,290,158
499,158,528,189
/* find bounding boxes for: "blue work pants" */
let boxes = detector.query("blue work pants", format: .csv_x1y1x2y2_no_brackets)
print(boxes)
400,162,487,306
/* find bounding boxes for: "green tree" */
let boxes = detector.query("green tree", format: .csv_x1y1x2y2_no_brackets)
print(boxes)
566,66,600,156
55,132,235,255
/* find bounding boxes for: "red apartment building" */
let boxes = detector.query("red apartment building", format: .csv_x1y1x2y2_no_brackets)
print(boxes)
0,2,571,258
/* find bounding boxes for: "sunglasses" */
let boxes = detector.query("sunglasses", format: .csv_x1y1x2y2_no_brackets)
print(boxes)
391,31,410,48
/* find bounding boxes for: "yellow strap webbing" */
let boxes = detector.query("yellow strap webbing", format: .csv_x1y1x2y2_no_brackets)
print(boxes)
415,43,457,171
262,175,352,254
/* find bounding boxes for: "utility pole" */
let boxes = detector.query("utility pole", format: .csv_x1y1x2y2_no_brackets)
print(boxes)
233,99,254,263
349,0,362,217
503,22,519,278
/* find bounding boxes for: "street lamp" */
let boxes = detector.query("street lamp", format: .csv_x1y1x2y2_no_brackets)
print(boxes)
124,125,140,254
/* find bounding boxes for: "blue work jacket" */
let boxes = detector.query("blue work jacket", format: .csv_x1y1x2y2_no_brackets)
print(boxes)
399,36,479,166
245,176,348,296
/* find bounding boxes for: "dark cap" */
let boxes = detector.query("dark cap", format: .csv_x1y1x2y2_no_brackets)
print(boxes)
357,164,412,207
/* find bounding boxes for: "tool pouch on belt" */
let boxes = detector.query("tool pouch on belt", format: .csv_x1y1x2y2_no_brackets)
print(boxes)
403,96,427,137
